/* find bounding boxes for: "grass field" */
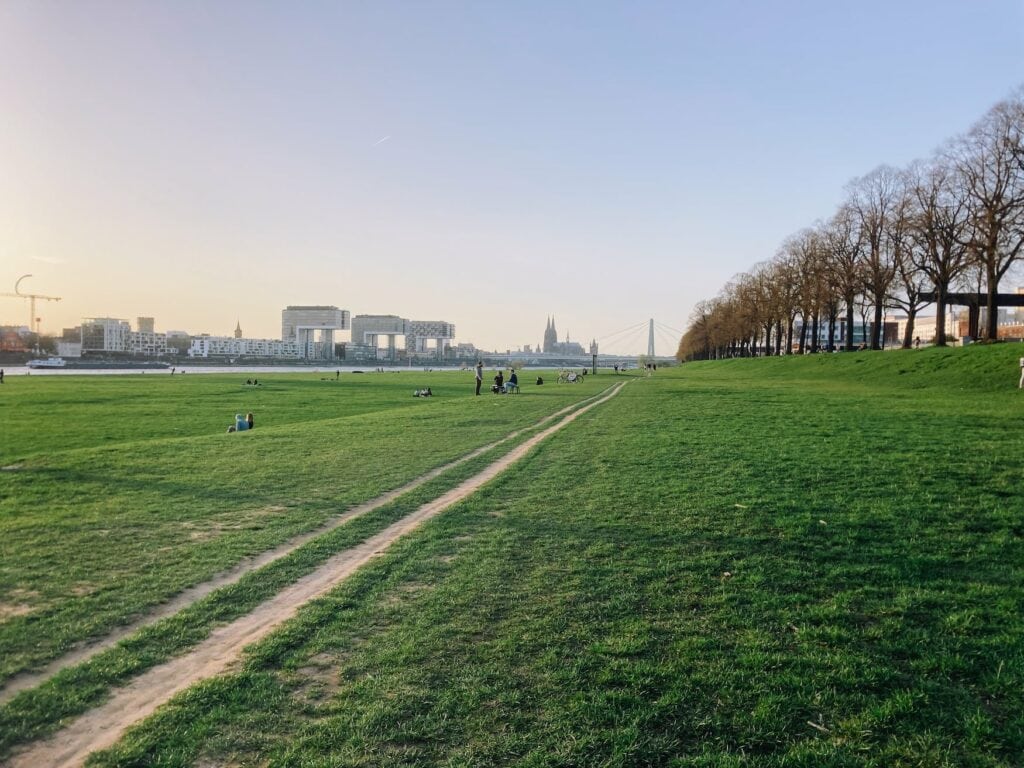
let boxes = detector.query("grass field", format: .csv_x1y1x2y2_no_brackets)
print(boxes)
0,371,608,681
2,349,1023,766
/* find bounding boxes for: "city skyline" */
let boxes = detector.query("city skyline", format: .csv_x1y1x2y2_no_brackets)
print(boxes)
2,2,1023,353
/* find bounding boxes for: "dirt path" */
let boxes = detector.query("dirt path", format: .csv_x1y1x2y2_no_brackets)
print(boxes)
7,382,625,767
0,394,604,707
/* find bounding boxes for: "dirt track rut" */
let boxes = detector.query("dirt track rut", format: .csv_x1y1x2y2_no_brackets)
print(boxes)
7,382,625,767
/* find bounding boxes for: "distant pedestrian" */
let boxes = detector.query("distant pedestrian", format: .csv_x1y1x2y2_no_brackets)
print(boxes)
336,370,340,380
1019,357,1024,389
914,336,921,349
0,368,4,383
475,361,483,396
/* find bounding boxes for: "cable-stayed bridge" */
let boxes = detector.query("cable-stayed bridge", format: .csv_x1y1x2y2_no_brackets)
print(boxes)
594,319,683,358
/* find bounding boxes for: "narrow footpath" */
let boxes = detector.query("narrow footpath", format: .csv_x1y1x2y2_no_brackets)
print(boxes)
0,392,599,706
7,382,626,768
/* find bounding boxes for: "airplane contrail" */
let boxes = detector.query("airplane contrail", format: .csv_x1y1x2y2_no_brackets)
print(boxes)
373,136,391,146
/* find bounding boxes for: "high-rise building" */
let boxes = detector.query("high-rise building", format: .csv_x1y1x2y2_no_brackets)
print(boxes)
81,318,131,352
281,306,350,359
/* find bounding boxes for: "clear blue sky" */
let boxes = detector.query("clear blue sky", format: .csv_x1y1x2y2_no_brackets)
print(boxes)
1,1,1022,353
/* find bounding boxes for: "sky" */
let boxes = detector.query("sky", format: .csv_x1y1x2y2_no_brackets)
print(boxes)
1,1,1023,355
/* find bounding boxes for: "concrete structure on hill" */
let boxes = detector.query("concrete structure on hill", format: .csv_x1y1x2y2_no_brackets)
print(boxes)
281,306,350,360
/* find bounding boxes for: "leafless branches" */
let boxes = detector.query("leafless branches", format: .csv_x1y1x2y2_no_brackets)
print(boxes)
678,88,1024,361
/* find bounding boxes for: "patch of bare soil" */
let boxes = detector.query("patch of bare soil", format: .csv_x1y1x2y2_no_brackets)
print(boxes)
8,383,625,767
0,589,42,620
0,603,33,621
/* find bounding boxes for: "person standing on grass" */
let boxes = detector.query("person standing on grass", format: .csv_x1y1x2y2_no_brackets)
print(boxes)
475,361,483,396
0,368,4,383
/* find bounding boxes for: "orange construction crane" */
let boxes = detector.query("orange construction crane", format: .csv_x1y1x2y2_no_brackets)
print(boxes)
1,274,62,334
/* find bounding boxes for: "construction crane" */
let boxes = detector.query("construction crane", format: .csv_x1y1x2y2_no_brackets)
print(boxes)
1,274,62,334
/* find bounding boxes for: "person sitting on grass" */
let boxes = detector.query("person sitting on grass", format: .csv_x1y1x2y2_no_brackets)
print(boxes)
235,413,248,432
492,370,504,393
246,412,254,429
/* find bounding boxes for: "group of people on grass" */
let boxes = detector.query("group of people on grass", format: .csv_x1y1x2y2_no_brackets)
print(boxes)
474,361,520,395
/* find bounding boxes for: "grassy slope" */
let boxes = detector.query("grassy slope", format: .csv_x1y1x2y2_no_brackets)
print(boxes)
0,371,609,682
90,347,1023,767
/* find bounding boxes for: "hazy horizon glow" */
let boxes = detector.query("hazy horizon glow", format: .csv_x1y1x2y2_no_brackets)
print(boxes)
2,1,1023,354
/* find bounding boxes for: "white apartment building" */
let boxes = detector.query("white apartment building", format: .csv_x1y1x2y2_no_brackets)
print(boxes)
80,317,168,355
188,336,302,358
128,331,168,356
81,318,131,352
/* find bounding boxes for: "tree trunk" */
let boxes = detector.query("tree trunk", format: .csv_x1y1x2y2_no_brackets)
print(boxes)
986,264,999,340
827,312,837,352
935,283,948,346
901,310,916,349
810,312,820,353
871,301,883,350
844,301,856,351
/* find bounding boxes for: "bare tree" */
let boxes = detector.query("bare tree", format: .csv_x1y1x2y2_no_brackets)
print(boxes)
905,159,971,345
770,248,802,354
822,207,865,350
950,94,1024,339
886,167,931,347
847,166,903,349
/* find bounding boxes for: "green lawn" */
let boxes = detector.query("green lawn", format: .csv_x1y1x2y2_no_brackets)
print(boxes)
0,370,610,686
5,349,1024,767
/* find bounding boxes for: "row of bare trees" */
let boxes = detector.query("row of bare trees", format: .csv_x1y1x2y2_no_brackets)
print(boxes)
678,90,1024,361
